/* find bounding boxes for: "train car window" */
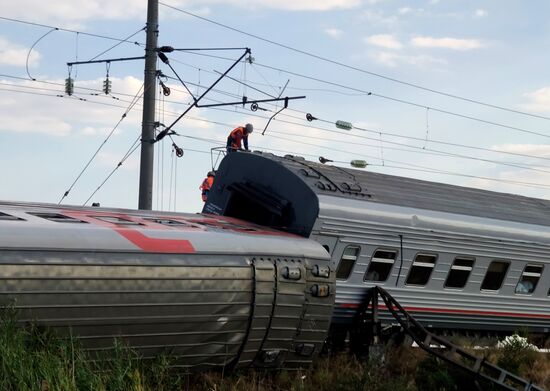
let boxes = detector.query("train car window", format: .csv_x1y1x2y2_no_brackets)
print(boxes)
336,246,360,280
93,216,143,226
406,254,437,286
481,261,509,291
515,264,543,295
28,212,87,223
0,212,24,221
444,257,475,289
364,250,396,282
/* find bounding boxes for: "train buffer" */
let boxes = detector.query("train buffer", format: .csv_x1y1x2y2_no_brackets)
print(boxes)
350,286,544,391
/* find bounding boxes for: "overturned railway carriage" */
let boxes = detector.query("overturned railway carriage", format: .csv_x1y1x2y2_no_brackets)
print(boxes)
0,203,334,369
204,152,550,335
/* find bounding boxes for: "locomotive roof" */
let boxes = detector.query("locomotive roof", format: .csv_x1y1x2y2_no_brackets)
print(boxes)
0,200,328,258
204,151,550,237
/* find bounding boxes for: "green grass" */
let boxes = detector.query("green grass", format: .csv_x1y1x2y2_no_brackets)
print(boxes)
1,307,548,391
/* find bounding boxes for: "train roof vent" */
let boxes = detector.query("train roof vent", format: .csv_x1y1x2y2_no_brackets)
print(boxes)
28,212,87,224
142,218,192,227
94,216,143,226
0,212,25,221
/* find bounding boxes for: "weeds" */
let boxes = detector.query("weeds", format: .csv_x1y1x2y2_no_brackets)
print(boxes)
0,307,548,391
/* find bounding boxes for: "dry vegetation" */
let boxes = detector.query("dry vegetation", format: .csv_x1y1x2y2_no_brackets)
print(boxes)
1,308,548,391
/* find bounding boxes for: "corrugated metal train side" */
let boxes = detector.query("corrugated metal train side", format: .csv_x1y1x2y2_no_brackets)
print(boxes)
0,202,335,370
204,151,550,335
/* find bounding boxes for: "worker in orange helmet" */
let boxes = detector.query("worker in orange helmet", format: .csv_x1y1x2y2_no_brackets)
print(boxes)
226,123,253,153
199,171,215,202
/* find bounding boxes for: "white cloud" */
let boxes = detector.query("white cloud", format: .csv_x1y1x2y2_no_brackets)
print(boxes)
0,37,41,67
3,0,361,23
492,144,550,158
398,7,412,15
97,151,139,170
474,9,487,18
365,34,403,50
0,76,144,137
360,10,398,26
370,51,447,68
324,28,343,38
208,0,361,11
411,36,485,50
520,86,550,113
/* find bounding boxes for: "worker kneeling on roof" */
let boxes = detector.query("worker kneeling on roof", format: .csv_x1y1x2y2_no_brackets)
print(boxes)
226,123,253,154
200,171,215,202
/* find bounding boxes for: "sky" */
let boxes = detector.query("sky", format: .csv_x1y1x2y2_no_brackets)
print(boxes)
1,0,550,214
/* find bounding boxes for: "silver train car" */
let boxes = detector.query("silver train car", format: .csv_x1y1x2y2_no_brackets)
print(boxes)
205,152,550,335
0,202,335,369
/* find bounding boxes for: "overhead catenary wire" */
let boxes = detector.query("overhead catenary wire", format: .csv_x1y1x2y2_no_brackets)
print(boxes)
0,16,145,46
169,50,550,140
5,76,550,171
172,130,550,191
26,27,58,81
88,27,146,62
14,78,550,180
4,72,550,194
83,134,142,206
159,3,550,123
58,83,145,204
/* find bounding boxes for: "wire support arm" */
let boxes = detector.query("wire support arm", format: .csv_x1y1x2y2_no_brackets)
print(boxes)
157,48,251,138
67,56,145,66
196,95,304,109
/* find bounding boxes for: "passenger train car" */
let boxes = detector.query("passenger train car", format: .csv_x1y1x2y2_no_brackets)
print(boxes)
204,151,550,336
0,202,334,370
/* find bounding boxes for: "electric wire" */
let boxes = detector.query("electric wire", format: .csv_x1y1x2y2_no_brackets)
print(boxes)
88,27,146,62
58,83,145,204
170,50,550,139
0,16,145,46
173,130,550,191
83,134,142,206
26,27,57,81
5,75,550,192
5,78,550,171
159,3,550,122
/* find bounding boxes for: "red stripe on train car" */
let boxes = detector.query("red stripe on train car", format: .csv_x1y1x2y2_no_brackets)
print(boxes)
62,210,195,253
338,303,550,319
112,228,195,253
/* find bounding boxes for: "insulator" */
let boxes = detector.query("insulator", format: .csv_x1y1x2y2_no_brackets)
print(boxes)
306,113,318,122
102,78,112,95
350,160,368,168
158,52,169,64
335,120,353,130
246,55,255,64
65,77,74,96
173,143,184,157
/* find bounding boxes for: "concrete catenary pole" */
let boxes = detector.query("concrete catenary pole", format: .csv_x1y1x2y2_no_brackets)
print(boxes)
138,0,159,210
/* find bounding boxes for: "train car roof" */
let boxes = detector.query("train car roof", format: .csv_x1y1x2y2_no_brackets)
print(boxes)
0,200,328,258
204,151,550,237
